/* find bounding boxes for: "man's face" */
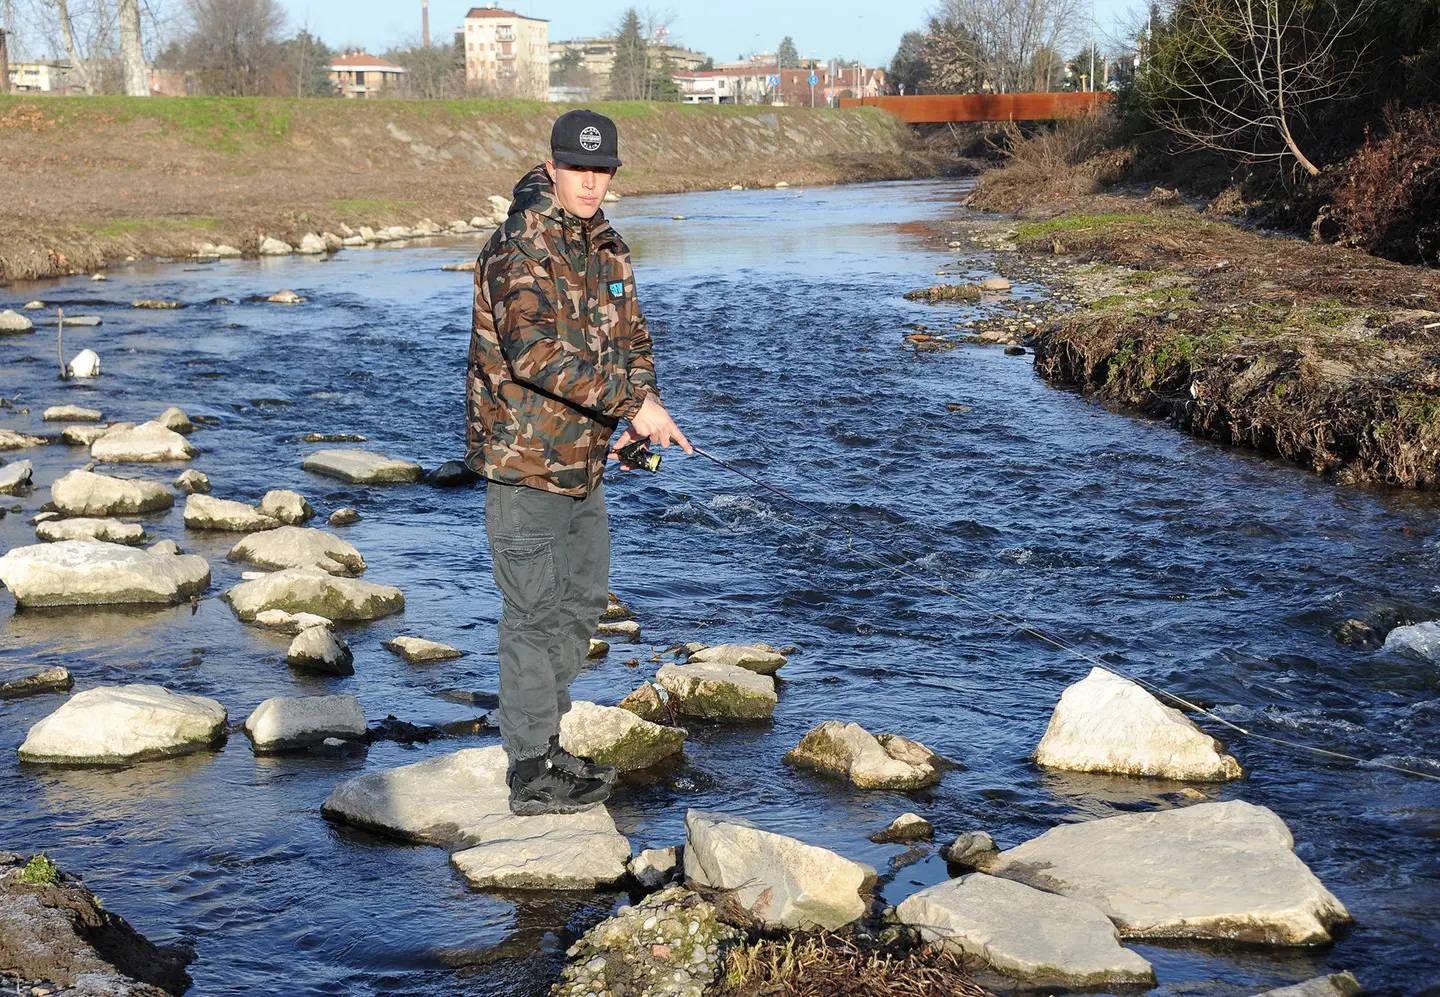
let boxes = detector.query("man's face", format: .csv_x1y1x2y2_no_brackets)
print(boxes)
546,160,615,220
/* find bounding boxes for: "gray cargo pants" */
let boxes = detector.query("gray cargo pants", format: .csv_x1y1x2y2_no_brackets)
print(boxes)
485,480,609,762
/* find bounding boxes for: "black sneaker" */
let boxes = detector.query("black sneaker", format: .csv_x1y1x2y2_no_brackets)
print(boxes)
507,755,611,816
547,735,617,785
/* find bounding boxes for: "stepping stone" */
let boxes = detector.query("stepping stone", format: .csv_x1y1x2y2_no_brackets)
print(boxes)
18,684,226,764
228,527,365,576
786,721,945,790
655,661,776,720
383,636,464,663
321,745,630,890
0,541,209,608
36,517,146,545
617,682,667,723
559,701,686,772
224,568,403,621
687,643,787,675
0,664,73,700
90,421,197,462
302,449,423,484
51,469,173,516
244,695,366,751
897,873,1155,987
184,494,279,532
42,405,103,422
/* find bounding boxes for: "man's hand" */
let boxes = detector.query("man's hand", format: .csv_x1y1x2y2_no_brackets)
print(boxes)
608,426,647,467
629,394,692,454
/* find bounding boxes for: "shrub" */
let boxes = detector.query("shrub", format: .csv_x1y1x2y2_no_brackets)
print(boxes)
1328,107,1440,265
969,113,1131,211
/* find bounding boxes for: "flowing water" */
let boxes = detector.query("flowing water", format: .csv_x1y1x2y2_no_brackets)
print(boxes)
1,179,1438,997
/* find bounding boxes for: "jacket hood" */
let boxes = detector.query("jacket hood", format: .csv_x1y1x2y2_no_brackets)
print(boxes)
508,163,617,246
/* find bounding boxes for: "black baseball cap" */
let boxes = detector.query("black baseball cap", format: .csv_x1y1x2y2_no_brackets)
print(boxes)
550,109,622,169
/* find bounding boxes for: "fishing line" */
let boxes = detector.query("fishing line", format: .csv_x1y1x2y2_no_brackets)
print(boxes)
680,446,1440,783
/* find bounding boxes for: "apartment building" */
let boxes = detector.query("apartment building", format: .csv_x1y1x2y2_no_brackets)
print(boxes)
463,5,549,99
328,52,408,98
549,36,708,96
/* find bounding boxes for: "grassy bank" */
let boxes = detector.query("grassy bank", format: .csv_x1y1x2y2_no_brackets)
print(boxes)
0,96,943,281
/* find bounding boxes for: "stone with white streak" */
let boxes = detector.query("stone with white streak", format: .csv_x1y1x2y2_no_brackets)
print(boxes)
36,517,146,545
228,526,364,576
786,721,943,790
1034,667,1242,781
224,567,403,621
254,608,334,634
687,643,787,675
0,541,209,608
302,449,424,484
321,745,631,890
91,421,197,462
244,695,366,751
18,684,226,764
896,873,1155,987
683,810,873,930
52,469,173,516
982,800,1352,945
184,494,279,532
559,700,687,772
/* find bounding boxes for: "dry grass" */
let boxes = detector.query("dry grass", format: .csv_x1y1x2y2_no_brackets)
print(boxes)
967,113,1133,212
714,932,995,997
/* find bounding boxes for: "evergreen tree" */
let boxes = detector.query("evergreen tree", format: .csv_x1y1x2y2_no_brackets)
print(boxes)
609,8,649,100
651,49,681,100
888,30,928,93
777,35,799,68
280,30,334,97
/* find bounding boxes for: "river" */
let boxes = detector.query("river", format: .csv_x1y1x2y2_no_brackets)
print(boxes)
1,179,1437,997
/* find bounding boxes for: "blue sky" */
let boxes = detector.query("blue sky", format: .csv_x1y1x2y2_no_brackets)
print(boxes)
274,1,1142,67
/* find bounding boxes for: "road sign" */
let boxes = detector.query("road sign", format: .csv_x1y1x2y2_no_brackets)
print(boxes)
808,74,818,86
768,75,779,87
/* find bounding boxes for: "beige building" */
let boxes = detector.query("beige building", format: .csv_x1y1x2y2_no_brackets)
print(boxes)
463,5,549,99
549,37,708,96
328,53,408,98
7,61,69,92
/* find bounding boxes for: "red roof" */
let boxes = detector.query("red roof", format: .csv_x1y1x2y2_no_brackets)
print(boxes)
465,6,547,19
330,52,404,69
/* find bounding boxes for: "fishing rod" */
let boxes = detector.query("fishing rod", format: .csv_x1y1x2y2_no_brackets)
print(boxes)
617,440,1440,783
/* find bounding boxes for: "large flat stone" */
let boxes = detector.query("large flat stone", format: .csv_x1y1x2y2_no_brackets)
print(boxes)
683,809,872,930
90,421,197,462
244,695,366,751
43,405,104,422
19,684,226,765
687,643,788,675
302,449,423,484
224,568,403,621
0,541,209,608
51,469,173,516
184,494,280,533
322,745,630,890
560,700,686,772
896,873,1155,987
1034,667,1242,781
655,660,776,720
983,800,1352,945
228,526,365,576
36,517,147,545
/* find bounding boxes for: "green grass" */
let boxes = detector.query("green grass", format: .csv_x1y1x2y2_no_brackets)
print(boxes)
20,853,60,886
1016,213,1157,241
328,197,419,216
90,217,221,238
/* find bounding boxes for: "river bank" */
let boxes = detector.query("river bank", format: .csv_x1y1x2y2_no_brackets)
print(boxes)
0,96,946,283
922,186,1440,490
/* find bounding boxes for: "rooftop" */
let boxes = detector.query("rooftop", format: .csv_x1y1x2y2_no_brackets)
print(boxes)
465,6,548,20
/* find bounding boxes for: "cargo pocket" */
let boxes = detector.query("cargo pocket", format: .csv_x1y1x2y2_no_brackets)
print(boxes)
490,538,559,624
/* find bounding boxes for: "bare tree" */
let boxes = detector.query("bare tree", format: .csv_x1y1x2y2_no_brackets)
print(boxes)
117,0,146,94
177,0,284,96
1143,0,1371,175
0,24,11,93
926,0,1081,93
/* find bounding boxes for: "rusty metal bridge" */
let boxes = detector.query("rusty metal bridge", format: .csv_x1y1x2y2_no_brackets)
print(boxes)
839,92,1112,123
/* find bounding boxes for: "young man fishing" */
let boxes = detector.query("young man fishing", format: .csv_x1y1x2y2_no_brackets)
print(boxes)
467,109,691,816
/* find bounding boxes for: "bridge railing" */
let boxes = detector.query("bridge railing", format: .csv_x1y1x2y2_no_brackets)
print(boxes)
839,92,1113,123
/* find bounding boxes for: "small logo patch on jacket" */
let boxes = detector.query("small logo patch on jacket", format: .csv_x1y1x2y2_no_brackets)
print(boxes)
609,281,625,298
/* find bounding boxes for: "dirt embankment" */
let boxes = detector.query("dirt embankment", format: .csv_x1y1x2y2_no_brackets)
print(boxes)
932,189,1440,490
0,96,947,282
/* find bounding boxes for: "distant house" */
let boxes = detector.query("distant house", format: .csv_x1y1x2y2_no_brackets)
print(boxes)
675,63,884,106
463,5,549,99
8,61,70,93
328,53,408,99
548,35,708,98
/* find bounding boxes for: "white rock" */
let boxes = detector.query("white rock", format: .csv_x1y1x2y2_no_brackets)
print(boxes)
156,406,194,434
147,539,182,556
0,664,73,700
628,846,679,889
983,800,1352,945
656,661,776,720
68,349,101,378
787,721,943,789
43,405,103,422
253,609,333,634
897,873,1155,987
328,507,361,526
1034,667,1242,781
36,517,146,545
1382,621,1440,661
53,314,102,326
775,181,790,188
51,469,173,516
18,684,226,764
184,494,279,532
341,235,365,247
0,430,45,450
980,276,1013,292
228,526,364,576
214,244,242,258
869,812,933,843
358,226,378,242
267,288,306,304
0,541,209,607
91,421,196,462
560,700,687,772
0,460,34,495
382,636,464,663
173,468,211,494
683,810,872,930
1259,973,1363,997
258,236,293,255
321,231,343,252
257,489,313,524
322,746,630,890
0,309,35,333
245,695,366,751
61,424,114,446
588,638,609,659
302,449,424,484
597,618,641,641
687,643,787,675
224,567,404,621
287,627,354,675
22,300,45,310
486,194,512,218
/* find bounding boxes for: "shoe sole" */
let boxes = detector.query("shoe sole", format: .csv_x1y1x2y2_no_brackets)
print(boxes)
508,797,605,816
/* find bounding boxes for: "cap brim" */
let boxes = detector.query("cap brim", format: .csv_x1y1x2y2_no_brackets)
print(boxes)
553,152,622,169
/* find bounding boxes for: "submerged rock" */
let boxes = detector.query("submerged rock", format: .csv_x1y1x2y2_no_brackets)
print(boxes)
1382,621,1440,661
173,468,211,494
786,721,944,790
1033,667,1242,781
897,873,1155,987
184,494,280,532
36,516,147,545
425,459,481,487
267,289,306,304
553,886,738,997
224,567,404,621
52,469,173,516
869,812,933,844
286,627,355,676
0,458,34,495
0,664,74,700
19,684,227,764
258,488,313,524
982,800,1352,945
302,448,424,484
559,700,687,772
321,745,631,890
91,421,197,462
683,809,873,930
655,661,776,720
329,506,362,526
228,526,365,576
686,642,787,675
0,541,209,608
383,636,464,663
245,695,366,751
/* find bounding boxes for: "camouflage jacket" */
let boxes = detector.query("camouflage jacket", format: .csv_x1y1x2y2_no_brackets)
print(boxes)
466,163,659,497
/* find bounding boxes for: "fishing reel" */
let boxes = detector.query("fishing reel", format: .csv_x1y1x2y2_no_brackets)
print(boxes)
615,439,662,473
